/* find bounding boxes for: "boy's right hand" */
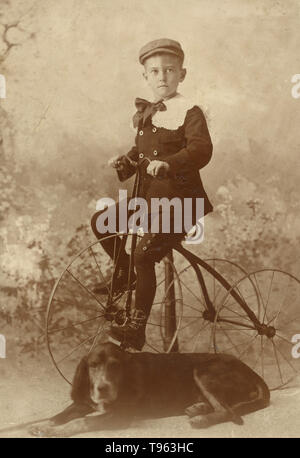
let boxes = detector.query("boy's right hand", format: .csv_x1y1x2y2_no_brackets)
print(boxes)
108,155,124,169
108,155,137,171
110,155,137,183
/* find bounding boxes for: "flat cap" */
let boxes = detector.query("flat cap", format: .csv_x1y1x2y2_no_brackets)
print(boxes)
139,38,184,65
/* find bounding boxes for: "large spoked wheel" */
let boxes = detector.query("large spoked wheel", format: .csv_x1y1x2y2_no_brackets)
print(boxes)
212,269,300,390
46,234,185,384
159,246,254,353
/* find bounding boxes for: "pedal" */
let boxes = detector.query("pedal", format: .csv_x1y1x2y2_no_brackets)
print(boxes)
107,335,122,346
107,335,130,351
114,309,127,325
108,334,142,352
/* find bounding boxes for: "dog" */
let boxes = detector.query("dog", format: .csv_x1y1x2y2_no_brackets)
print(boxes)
30,342,270,437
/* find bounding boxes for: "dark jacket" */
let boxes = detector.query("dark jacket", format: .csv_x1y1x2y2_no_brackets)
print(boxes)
117,104,213,217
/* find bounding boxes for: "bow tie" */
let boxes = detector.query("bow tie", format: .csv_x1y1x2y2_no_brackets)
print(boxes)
133,97,167,128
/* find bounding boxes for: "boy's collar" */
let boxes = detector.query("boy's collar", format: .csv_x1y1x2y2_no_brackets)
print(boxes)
151,93,195,130
153,92,183,103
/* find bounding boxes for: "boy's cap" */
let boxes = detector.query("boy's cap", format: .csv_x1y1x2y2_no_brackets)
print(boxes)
139,38,184,65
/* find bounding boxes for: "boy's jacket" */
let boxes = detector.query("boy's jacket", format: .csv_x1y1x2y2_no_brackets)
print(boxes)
117,95,213,217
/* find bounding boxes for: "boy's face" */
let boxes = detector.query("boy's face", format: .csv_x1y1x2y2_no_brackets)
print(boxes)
143,53,186,101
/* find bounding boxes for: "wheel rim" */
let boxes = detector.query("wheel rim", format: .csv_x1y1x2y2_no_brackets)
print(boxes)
212,269,300,390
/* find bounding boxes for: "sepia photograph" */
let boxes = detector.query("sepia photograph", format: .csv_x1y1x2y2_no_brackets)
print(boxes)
0,0,299,440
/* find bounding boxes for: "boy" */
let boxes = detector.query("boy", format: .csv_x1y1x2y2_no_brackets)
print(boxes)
91,38,213,350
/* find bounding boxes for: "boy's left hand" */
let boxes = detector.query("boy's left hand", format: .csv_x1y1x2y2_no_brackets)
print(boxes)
147,160,170,178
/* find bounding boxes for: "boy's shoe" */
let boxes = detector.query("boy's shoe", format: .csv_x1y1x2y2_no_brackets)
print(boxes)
93,268,136,295
109,309,147,351
103,306,126,323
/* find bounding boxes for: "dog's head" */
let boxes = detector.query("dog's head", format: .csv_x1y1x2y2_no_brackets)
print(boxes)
71,342,128,412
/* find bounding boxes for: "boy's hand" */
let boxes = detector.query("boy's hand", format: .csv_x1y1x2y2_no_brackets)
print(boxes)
108,155,126,170
108,155,137,170
147,160,170,178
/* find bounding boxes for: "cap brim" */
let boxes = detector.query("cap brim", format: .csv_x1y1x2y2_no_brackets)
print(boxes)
140,47,183,64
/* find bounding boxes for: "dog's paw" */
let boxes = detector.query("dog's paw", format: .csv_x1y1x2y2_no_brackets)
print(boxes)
29,424,50,438
189,414,211,429
29,423,68,438
185,402,212,417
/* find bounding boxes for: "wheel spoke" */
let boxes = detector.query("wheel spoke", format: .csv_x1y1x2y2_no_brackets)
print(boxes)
260,335,265,380
218,327,257,356
66,269,105,310
275,333,294,346
271,339,284,385
160,312,203,320
152,297,182,307
88,318,109,354
267,290,294,328
180,314,203,319
235,284,249,308
216,324,242,356
215,327,255,333
220,304,252,321
274,312,300,329
223,293,258,317
176,262,193,278
187,321,210,345
89,246,111,298
178,278,205,307
253,273,269,323
110,235,118,296
273,339,298,374
144,340,161,353
237,333,258,359
211,285,226,307
177,316,203,332
212,259,216,304
252,341,263,371
52,297,101,313
56,325,108,365
156,292,202,314
191,321,211,352
263,271,275,324
180,301,203,314
178,320,210,349
147,320,164,328
47,314,105,334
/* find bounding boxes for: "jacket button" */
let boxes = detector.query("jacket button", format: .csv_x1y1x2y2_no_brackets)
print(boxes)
152,127,157,133
153,150,158,156
139,153,144,158
139,130,144,136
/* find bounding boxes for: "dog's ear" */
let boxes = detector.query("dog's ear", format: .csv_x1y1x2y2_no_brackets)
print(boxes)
71,356,90,404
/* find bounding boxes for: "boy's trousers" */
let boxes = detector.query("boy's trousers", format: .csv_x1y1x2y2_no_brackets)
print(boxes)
91,199,190,316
